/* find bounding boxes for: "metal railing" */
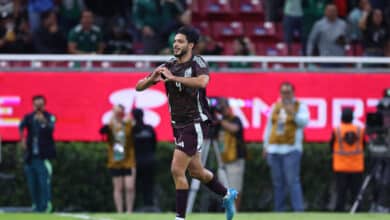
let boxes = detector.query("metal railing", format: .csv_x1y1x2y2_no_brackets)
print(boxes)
0,54,389,71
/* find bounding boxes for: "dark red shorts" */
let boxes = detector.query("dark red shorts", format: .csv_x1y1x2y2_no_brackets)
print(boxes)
173,122,209,156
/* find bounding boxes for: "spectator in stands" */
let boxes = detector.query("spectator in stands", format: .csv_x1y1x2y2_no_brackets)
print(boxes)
100,104,136,213
0,11,34,53
0,11,17,53
283,0,303,55
28,0,54,34
194,35,223,69
132,108,158,211
306,4,347,58
264,0,284,22
104,17,133,54
0,0,21,18
84,0,132,30
161,9,192,55
347,0,371,43
263,82,309,212
132,0,185,54
228,37,255,69
359,9,389,57
217,98,247,211
15,13,35,53
19,95,56,212
34,11,67,54
330,108,365,212
58,0,85,34
67,10,104,54
302,0,329,52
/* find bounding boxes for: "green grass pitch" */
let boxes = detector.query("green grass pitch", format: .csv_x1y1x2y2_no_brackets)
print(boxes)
0,213,389,220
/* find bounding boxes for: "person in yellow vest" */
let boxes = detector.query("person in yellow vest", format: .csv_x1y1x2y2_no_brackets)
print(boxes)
217,98,246,211
330,108,365,211
263,82,309,212
100,104,136,213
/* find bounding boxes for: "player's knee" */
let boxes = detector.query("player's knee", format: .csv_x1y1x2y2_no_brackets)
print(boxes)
189,168,206,180
171,165,185,178
125,184,135,193
188,169,200,179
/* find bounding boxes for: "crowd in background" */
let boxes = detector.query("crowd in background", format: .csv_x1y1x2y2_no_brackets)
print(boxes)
0,0,389,59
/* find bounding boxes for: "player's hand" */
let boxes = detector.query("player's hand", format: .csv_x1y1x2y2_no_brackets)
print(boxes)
284,103,295,115
34,112,47,123
142,26,154,37
150,68,163,83
159,67,175,81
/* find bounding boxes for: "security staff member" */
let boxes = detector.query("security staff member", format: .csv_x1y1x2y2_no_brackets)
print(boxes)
330,108,365,211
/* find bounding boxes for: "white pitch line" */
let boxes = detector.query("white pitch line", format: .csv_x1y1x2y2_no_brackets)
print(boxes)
56,213,113,220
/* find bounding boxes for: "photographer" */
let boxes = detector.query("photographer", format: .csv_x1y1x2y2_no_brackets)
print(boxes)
214,98,246,211
370,88,390,212
330,108,365,212
19,95,56,212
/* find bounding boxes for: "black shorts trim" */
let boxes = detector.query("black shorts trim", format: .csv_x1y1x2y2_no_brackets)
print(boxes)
109,168,132,177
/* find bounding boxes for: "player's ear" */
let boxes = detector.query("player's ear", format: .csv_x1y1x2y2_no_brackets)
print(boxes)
189,42,194,49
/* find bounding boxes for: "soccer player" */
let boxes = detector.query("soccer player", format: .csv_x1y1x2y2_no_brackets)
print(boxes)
135,26,238,220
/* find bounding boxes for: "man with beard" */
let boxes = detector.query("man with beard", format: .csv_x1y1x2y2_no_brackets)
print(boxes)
19,95,56,212
135,26,237,220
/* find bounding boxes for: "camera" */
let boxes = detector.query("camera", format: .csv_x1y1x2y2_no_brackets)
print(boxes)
209,97,223,115
208,97,227,139
366,88,390,158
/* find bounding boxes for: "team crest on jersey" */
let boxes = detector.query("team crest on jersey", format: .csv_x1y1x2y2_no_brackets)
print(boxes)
184,67,192,78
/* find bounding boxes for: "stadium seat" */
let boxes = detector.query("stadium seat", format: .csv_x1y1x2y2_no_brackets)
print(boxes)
193,21,212,36
190,0,202,15
212,21,244,39
232,0,264,15
245,22,277,39
255,42,302,56
203,0,233,15
221,40,235,55
132,42,145,54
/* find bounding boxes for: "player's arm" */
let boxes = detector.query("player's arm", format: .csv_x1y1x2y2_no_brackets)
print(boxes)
159,67,209,89
135,68,163,91
68,42,84,54
220,117,240,133
18,116,27,149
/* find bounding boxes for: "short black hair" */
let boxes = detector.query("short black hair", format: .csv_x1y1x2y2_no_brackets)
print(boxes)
117,104,125,111
176,26,200,45
132,108,144,123
32,95,46,103
341,108,353,123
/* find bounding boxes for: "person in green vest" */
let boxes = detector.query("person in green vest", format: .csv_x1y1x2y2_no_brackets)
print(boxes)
67,10,104,54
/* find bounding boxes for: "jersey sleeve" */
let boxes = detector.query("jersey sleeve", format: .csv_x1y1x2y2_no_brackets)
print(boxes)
193,56,209,76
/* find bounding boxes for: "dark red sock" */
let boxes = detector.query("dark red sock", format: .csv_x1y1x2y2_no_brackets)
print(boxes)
176,189,188,218
205,175,227,197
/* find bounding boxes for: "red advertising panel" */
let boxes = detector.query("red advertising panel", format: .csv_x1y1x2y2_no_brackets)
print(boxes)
0,72,388,142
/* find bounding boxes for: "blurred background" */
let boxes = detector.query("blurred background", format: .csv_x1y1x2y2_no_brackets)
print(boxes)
0,0,389,215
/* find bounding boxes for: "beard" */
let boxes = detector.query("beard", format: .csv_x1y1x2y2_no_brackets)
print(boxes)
174,46,188,58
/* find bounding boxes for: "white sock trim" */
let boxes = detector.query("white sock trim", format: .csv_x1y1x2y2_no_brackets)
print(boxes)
175,217,185,220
